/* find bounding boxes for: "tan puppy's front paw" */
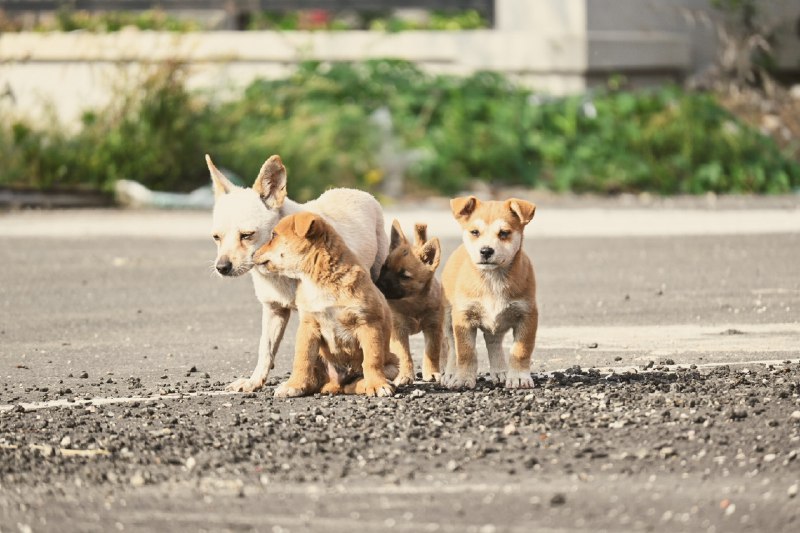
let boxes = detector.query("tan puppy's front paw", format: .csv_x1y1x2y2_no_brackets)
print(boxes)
488,370,507,384
393,372,415,387
361,378,395,397
443,372,477,390
274,381,308,398
225,377,265,393
422,371,441,383
505,370,534,389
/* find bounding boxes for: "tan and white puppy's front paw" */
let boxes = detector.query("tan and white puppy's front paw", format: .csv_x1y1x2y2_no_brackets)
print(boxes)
225,377,265,393
443,372,477,390
505,370,534,389
274,381,307,398
422,371,442,383
393,372,415,387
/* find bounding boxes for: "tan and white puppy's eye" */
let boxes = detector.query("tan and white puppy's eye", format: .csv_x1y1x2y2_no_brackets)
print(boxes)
470,229,480,237
498,229,511,240
240,231,255,241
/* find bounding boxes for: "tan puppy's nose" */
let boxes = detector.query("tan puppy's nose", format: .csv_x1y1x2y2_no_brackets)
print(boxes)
216,257,233,275
480,247,494,261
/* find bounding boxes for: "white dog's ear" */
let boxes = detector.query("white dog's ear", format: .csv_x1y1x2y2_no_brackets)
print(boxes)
418,237,441,271
506,198,536,226
450,196,480,223
293,212,321,239
253,155,287,209
389,220,407,250
206,154,235,198
413,223,428,247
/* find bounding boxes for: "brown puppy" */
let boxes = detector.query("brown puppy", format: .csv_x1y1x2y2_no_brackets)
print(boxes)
442,196,538,389
375,220,445,384
253,212,398,397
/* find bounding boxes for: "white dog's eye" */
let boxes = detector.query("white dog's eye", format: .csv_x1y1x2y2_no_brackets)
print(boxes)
212,234,220,242
470,229,480,237
240,232,254,241
272,231,277,240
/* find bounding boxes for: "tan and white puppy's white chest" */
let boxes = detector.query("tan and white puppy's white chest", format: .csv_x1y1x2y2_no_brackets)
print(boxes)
465,295,529,335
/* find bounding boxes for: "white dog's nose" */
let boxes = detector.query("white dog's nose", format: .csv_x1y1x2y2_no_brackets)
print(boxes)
216,258,233,275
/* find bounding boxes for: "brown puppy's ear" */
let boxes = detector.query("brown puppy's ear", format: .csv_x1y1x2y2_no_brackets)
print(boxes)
206,154,235,198
418,238,441,271
413,223,428,247
506,198,536,226
253,155,287,209
389,219,407,250
293,212,321,239
450,196,480,224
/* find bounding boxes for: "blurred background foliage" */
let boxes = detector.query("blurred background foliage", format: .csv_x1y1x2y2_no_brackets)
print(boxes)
1,59,798,201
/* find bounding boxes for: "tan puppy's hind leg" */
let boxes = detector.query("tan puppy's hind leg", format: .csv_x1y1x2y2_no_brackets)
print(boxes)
421,323,444,382
390,334,414,386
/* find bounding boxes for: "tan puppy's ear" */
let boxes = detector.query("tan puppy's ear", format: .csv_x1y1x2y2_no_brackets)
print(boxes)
418,237,441,271
413,223,428,247
253,155,287,209
389,219,407,250
450,196,480,223
206,154,235,198
293,212,321,239
507,198,536,226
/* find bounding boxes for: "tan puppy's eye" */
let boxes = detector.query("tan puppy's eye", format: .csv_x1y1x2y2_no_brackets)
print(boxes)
470,229,480,237
240,231,255,241
498,230,511,239
400,271,412,279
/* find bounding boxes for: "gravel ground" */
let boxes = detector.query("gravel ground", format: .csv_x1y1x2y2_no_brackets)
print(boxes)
1,221,799,532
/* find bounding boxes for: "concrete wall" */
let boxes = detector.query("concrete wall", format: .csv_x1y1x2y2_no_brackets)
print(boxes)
0,0,797,126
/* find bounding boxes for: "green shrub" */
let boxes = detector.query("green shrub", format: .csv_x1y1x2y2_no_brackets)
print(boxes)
1,60,798,197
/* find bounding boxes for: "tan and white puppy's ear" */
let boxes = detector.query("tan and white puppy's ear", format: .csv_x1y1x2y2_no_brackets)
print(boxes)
253,155,287,209
206,154,235,198
293,212,321,239
450,196,480,224
413,223,428,247
389,219,407,250
506,198,536,226
418,237,441,272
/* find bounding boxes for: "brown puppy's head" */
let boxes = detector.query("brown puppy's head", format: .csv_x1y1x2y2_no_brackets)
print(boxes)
450,196,535,270
252,212,325,278
376,220,441,300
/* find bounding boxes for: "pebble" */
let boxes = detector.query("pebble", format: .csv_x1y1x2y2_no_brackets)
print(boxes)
130,472,147,487
503,423,517,436
790,410,800,420
59,436,72,448
79,372,89,379
550,493,566,506
788,484,798,498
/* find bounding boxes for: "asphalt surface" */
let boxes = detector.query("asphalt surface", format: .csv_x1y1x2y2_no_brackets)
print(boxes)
1,208,799,532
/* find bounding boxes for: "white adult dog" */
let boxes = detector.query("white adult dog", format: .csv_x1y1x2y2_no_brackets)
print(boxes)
206,154,389,393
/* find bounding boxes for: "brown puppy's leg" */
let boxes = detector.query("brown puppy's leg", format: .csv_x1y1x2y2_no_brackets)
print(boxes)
421,320,444,382
275,314,322,398
390,332,414,386
445,314,478,389
354,323,395,397
506,310,538,389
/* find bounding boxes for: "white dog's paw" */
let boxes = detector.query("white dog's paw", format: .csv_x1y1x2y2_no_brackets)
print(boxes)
488,369,507,384
422,371,442,383
225,377,265,393
274,381,306,398
505,370,534,389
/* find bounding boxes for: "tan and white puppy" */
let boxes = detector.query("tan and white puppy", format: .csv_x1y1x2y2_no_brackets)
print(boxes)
207,155,389,392
375,221,444,384
254,212,398,397
442,196,538,390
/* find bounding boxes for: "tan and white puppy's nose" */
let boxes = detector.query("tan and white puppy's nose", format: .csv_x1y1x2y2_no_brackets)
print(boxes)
479,246,494,261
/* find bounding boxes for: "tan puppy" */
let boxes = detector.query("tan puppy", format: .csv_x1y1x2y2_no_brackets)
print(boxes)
375,221,444,384
253,212,397,397
442,196,538,390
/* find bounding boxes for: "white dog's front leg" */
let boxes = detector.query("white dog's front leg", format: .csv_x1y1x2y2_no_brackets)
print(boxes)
226,304,291,392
